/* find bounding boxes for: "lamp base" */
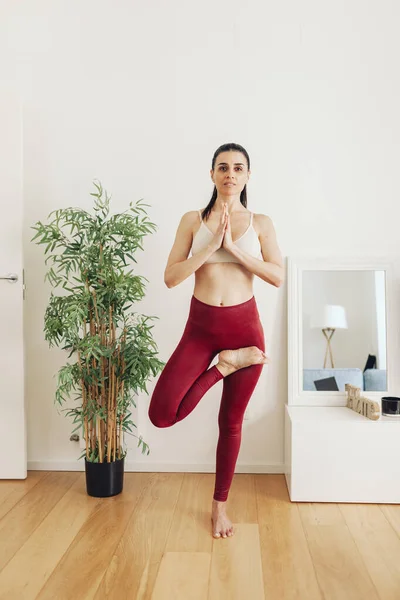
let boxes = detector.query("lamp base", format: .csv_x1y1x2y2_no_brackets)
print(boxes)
322,328,336,368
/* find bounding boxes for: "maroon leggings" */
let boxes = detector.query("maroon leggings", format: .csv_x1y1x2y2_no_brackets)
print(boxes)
148,294,265,502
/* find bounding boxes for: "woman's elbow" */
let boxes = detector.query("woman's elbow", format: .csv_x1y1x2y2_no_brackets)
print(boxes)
270,267,285,288
164,267,172,288
164,271,176,288
275,269,285,287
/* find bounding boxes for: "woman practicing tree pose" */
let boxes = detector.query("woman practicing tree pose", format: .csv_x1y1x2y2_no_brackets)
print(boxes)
148,142,284,539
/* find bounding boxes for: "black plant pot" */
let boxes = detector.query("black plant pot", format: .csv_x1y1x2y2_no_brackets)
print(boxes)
84,456,125,497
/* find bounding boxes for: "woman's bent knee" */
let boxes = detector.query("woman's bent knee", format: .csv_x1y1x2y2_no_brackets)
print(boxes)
148,407,175,428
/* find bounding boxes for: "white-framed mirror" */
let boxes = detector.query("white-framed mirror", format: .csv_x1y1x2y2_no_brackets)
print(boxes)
288,257,397,406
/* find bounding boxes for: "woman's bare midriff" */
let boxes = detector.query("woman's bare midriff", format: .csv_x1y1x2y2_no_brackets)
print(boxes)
191,208,257,307
193,263,254,307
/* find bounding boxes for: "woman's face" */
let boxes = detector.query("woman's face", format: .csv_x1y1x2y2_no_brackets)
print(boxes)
210,151,250,194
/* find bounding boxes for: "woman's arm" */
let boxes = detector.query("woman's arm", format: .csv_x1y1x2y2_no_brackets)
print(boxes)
225,214,284,287
164,212,218,288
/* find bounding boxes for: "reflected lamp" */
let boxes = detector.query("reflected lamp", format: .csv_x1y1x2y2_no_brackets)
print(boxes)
310,305,348,368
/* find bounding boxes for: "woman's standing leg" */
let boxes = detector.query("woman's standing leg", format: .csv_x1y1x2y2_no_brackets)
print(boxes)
208,299,266,539
213,358,265,502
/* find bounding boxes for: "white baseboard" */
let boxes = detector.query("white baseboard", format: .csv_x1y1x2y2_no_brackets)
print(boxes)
27,460,285,473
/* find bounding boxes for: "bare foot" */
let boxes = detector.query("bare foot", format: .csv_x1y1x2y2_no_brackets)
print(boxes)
211,499,234,538
216,346,269,376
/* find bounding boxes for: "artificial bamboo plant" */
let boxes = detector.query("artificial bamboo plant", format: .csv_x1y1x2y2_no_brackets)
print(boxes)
31,181,165,463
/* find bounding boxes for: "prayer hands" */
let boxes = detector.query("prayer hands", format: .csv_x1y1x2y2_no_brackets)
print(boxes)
222,203,234,252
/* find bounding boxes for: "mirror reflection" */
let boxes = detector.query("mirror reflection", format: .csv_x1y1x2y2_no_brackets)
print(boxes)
302,270,387,392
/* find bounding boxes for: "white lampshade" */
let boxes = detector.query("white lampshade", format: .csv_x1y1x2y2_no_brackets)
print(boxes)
310,304,348,329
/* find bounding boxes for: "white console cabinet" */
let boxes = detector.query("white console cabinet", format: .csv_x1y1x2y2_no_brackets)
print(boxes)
284,405,400,503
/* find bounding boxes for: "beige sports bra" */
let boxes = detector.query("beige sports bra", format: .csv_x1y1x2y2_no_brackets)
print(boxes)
190,210,263,264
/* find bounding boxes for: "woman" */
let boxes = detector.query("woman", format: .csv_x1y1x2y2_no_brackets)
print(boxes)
148,142,284,540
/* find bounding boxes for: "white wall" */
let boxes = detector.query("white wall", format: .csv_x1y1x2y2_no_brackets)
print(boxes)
3,1,400,473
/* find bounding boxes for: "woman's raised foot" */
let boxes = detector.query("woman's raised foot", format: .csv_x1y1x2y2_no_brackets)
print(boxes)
216,346,269,376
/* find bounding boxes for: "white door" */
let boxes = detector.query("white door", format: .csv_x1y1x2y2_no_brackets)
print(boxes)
0,90,25,478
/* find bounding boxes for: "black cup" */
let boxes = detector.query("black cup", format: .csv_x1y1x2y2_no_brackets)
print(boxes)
381,396,400,417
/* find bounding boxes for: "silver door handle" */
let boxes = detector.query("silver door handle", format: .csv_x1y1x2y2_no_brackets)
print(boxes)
0,273,18,283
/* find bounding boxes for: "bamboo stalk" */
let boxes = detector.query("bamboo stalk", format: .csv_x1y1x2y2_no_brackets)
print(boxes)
89,302,98,458
107,306,113,462
78,350,90,461
117,329,127,460
109,314,118,462
99,244,105,458
99,321,106,462
84,419,89,460
107,366,112,462
112,320,119,461
84,280,97,460
118,380,124,459
92,289,100,330
89,419,93,458
88,305,94,455
81,319,88,458
93,353,101,462
91,288,102,461
114,344,120,461
110,364,115,462
113,407,117,461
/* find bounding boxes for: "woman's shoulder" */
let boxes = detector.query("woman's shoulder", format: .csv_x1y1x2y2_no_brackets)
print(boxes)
253,212,274,221
253,213,276,235
179,209,202,223
176,211,203,237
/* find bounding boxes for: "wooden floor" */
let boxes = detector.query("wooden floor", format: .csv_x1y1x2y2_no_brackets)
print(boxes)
1,472,400,599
